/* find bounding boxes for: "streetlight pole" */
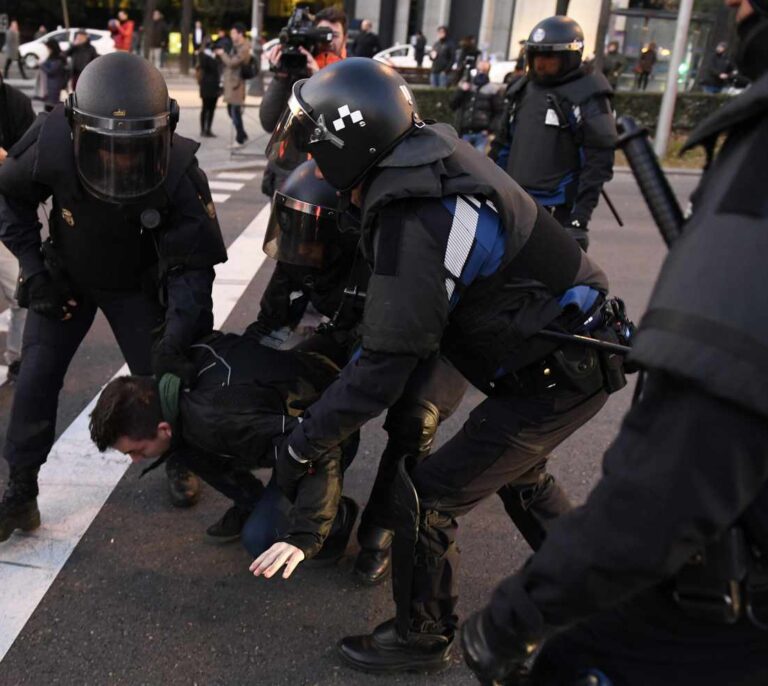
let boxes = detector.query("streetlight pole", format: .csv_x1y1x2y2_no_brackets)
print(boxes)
654,0,694,158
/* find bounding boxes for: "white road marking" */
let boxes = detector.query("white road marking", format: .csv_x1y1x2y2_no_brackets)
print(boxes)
216,172,258,181
0,203,272,663
211,193,231,204
0,365,6,385
0,308,9,333
208,180,245,192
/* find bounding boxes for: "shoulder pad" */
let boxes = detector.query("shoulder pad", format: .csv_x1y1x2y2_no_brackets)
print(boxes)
165,134,201,196
557,71,613,105
505,76,528,101
7,113,46,158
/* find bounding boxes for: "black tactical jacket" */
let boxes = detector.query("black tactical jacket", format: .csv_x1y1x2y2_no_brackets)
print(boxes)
0,105,227,349
287,123,608,464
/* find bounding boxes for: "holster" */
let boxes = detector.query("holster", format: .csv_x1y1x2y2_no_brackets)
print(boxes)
672,525,768,628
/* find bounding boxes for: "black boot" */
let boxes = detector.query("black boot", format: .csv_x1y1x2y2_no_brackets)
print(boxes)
338,618,452,674
353,524,393,585
0,466,41,542
165,458,201,508
205,504,252,543
308,496,359,566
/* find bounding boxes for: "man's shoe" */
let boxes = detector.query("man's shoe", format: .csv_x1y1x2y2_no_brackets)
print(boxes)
6,359,21,384
353,525,393,585
338,619,453,674
205,129,217,138
307,496,359,566
0,489,40,542
165,461,201,508
205,505,252,543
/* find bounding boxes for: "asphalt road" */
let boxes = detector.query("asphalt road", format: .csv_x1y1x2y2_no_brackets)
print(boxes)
0,169,699,685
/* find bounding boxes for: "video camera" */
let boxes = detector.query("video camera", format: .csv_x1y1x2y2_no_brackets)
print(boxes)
276,6,334,74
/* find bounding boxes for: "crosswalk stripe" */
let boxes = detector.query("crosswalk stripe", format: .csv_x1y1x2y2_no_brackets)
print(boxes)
209,180,245,192
0,365,6,386
0,203,273,663
211,193,231,204
0,308,7,334
216,172,258,181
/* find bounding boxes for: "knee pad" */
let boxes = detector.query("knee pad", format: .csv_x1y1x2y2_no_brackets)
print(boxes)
383,399,440,457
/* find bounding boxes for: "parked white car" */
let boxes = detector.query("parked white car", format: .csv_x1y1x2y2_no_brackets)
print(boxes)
374,43,518,84
19,28,115,70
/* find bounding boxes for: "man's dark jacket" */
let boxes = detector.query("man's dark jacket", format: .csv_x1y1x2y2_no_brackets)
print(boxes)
0,82,34,151
171,331,343,557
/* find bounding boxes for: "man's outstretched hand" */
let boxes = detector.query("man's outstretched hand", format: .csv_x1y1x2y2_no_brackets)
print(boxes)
250,542,305,580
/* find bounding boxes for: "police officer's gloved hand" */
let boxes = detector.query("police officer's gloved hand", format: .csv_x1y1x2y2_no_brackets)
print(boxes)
461,610,536,685
273,436,311,502
151,338,197,388
566,218,589,252
24,271,78,320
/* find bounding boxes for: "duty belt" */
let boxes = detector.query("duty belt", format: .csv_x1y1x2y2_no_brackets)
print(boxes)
673,525,768,628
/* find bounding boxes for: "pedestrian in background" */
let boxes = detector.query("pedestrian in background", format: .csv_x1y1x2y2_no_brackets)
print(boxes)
197,38,221,138
213,27,232,54
701,42,733,93
411,30,426,67
216,23,251,147
352,20,380,58
33,25,47,40
39,39,67,111
634,41,656,90
602,40,626,91
109,11,134,52
149,10,169,70
66,30,98,90
449,59,499,152
429,25,454,87
3,21,27,80
0,73,34,383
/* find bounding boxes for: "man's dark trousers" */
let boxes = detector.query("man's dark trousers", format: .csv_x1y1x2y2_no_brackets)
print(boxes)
402,385,608,633
4,288,163,469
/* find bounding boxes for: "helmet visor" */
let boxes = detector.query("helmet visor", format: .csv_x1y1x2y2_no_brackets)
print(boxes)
264,191,339,268
73,115,170,202
266,85,344,171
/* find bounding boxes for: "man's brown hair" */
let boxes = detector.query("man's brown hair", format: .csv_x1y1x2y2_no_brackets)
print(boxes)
89,376,162,452
315,6,347,34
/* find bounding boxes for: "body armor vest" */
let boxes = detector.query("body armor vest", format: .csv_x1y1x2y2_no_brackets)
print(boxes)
505,71,612,197
631,74,768,419
32,106,200,293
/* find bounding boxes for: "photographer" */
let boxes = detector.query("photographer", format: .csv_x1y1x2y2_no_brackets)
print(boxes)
448,59,500,152
259,7,347,196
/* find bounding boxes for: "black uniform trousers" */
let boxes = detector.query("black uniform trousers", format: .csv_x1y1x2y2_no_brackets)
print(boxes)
4,288,163,470
405,384,608,634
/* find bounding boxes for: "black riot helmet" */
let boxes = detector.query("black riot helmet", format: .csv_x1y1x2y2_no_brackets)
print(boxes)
66,52,180,203
264,159,343,269
735,0,768,80
526,16,585,85
266,58,421,191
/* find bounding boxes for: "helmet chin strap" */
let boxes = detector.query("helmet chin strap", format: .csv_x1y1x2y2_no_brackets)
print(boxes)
336,191,362,233
736,12,768,81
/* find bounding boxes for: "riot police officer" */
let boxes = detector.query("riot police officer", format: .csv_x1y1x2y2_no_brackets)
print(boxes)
492,16,617,251
0,53,227,542
461,1,768,684
250,58,627,673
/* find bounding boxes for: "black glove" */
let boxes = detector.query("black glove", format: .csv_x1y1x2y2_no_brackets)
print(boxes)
565,218,589,252
273,436,311,502
151,338,197,387
21,271,77,320
461,611,534,686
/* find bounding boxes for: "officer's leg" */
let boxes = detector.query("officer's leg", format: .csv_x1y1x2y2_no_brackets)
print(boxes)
97,289,201,508
338,387,607,673
354,355,468,585
1,299,98,541
496,460,573,550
